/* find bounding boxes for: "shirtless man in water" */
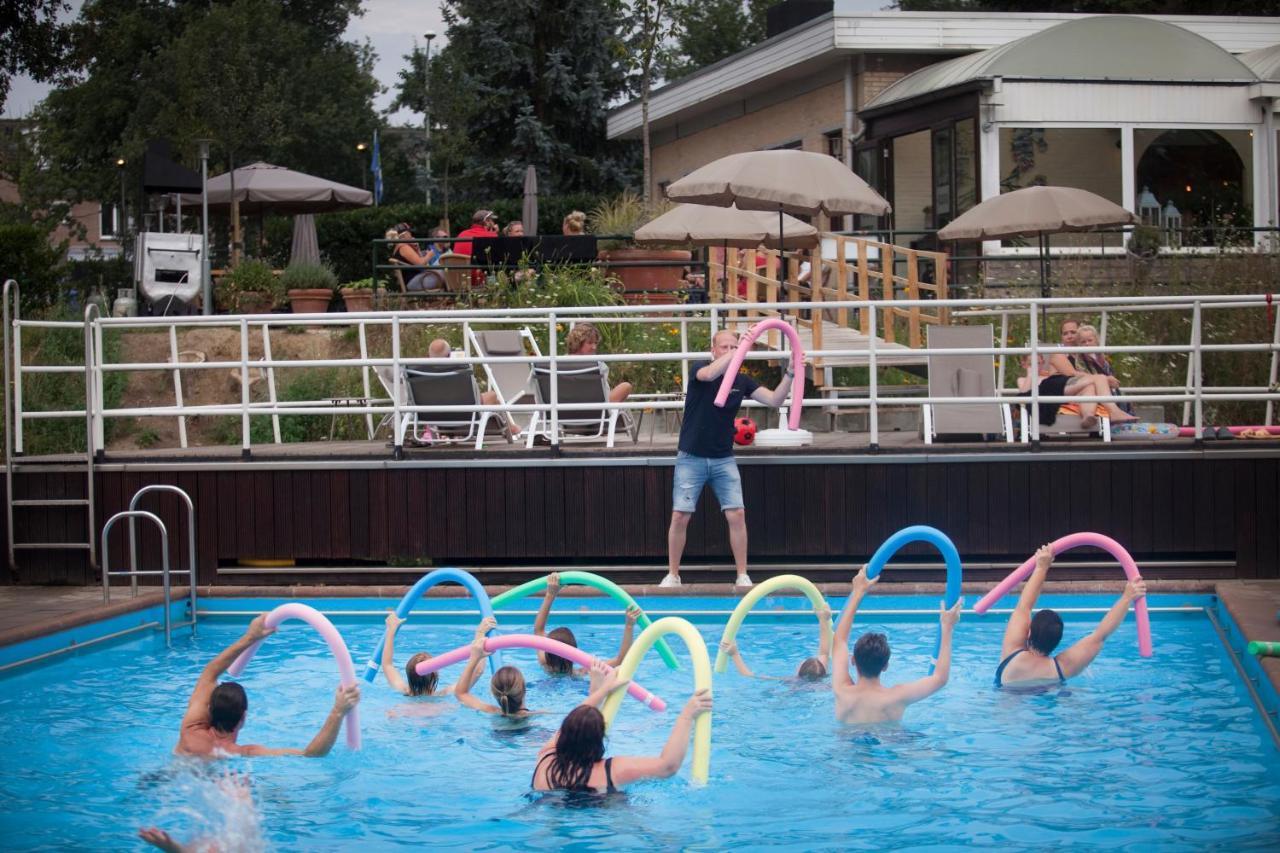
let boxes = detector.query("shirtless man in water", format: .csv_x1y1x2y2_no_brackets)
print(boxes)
176,614,360,758
832,567,960,724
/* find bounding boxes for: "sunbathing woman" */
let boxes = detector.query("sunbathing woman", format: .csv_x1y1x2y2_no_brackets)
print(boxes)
533,572,640,675
532,660,713,794
1018,352,1137,430
379,611,458,697
718,603,832,680
455,617,543,718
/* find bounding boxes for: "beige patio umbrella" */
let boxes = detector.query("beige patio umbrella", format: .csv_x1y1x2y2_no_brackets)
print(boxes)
634,203,819,249
178,161,373,215
937,184,1137,296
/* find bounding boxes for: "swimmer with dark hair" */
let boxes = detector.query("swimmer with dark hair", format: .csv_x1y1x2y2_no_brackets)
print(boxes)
718,602,833,680
533,572,640,675
379,611,460,697
995,544,1147,688
455,617,545,718
832,567,960,724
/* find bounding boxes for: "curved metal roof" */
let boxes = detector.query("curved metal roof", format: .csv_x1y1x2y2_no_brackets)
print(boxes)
1240,44,1280,82
865,15,1258,112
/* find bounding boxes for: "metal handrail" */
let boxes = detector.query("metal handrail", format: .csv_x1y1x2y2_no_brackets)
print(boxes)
128,485,198,637
4,279,17,571
102,509,189,647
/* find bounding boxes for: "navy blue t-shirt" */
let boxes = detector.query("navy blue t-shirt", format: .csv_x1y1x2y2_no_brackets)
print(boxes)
677,361,760,458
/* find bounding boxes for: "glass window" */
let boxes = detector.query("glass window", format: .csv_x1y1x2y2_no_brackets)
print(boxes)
893,130,932,234
825,130,843,160
932,126,953,228
100,203,120,239
954,118,977,217
1134,128,1254,247
998,127,1122,246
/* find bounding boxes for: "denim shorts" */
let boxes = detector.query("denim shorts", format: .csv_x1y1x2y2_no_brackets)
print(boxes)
672,451,744,513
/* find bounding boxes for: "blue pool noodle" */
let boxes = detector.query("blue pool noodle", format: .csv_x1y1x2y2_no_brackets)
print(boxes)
363,567,498,683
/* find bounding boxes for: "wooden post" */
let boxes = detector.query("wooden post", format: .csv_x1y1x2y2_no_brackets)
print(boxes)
836,235,849,329
907,250,921,349
881,244,896,344
858,239,870,335
936,249,950,325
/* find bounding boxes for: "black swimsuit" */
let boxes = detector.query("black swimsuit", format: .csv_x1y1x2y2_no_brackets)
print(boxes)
995,648,1065,688
532,753,617,794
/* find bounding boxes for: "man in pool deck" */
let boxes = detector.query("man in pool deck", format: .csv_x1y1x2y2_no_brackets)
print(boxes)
995,544,1148,688
175,614,361,758
661,329,796,589
832,567,961,724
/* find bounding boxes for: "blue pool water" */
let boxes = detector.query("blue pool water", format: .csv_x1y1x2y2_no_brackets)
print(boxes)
1,595,1278,850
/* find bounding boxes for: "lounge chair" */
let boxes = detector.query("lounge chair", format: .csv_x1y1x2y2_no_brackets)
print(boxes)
467,328,539,434
400,363,512,450
437,252,472,294
923,324,1014,443
525,361,637,448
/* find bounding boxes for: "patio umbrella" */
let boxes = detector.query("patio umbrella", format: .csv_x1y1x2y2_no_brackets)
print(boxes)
665,149,890,279
937,184,1138,297
178,161,373,215
522,166,538,234
290,213,320,265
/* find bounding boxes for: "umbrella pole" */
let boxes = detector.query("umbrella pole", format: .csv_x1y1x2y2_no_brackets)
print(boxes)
778,206,786,304
721,239,728,298
1038,232,1047,337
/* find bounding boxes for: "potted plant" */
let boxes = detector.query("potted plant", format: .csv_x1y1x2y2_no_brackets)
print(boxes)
281,261,338,313
340,277,374,313
591,191,690,304
222,258,277,314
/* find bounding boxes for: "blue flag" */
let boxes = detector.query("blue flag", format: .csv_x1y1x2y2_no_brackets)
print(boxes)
371,129,383,205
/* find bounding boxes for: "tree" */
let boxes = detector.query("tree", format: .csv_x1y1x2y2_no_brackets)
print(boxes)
658,0,774,82
0,0,74,111
621,0,676,206
897,1,1280,12
430,0,638,199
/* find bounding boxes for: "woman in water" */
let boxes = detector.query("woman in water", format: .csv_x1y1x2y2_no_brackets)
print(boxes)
718,602,833,680
532,661,713,793
380,611,458,697
534,572,641,675
455,617,544,718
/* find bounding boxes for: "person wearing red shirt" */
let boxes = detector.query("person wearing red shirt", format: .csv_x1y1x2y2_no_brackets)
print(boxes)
456,209,499,287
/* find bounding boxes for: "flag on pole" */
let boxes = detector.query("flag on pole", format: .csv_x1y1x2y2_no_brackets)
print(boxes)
371,129,383,205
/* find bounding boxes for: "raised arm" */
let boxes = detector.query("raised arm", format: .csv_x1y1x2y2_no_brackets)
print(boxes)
750,365,795,408
889,600,961,707
455,617,499,714
611,689,713,785
694,351,738,382
533,573,560,667
380,611,411,695
607,605,641,667
1002,545,1053,657
833,567,876,690
719,639,755,677
180,614,273,730
583,659,625,708
1057,578,1147,678
241,684,360,758
1048,352,1082,376
816,603,833,667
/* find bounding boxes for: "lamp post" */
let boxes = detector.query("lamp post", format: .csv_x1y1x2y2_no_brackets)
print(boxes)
115,157,126,251
356,142,367,191
197,139,212,315
423,30,436,206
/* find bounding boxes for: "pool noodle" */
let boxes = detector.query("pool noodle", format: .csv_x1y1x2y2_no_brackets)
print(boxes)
972,531,1152,658
227,602,361,750
1247,641,1280,657
1177,425,1280,437
413,633,666,711
837,525,963,676
362,567,498,684
490,571,678,671
601,617,713,785
712,318,805,432
715,574,831,674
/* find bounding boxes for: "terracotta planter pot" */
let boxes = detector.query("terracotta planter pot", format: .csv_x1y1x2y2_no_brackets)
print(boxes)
287,288,333,314
341,288,373,313
598,248,692,304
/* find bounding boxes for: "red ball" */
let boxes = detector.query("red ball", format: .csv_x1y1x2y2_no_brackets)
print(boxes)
734,417,757,446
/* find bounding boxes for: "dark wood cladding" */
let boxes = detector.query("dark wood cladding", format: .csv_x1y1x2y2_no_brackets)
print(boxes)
6,454,1277,584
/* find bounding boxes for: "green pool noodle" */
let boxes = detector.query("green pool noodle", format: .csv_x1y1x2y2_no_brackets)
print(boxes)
490,571,679,670
1247,640,1280,657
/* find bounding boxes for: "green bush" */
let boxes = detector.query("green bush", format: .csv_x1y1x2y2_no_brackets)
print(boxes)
211,366,369,446
280,261,338,292
0,224,66,310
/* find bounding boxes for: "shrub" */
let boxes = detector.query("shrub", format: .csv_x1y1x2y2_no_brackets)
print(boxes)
280,261,338,292
0,224,66,310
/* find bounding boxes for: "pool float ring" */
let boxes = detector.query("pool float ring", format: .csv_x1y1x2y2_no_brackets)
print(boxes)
490,571,678,671
838,525,963,675
363,567,498,683
412,633,666,711
972,532,1152,658
714,574,831,674
713,318,812,446
227,602,361,750
1247,641,1280,657
1111,422,1180,441
601,617,713,784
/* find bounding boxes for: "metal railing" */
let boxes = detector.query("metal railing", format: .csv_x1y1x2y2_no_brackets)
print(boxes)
101,501,197,647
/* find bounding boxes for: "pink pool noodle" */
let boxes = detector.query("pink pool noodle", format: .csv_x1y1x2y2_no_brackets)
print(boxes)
1177,425,1280,437
972,532,1152,658
415,633,667,711
227,602,362,749
713,318,805,432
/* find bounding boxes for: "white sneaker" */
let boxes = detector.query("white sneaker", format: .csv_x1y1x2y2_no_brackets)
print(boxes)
735,573,754,587
659,573,682,588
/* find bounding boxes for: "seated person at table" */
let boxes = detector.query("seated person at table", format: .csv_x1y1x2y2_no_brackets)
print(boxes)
564,322,632,404
832,568,959,724
719,603,832,680
995,544,1148,688
389,223,444,291
532,661,713,794
175,614,360,757
455,617,544,718
534,572,641,674
562,210,586,236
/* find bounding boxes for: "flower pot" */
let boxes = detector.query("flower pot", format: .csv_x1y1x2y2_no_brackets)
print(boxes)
341,288,373,313
598,248,692,304
287,288,333,314
234,291,272,314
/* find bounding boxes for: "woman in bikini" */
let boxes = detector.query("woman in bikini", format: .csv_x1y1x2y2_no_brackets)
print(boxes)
532,660,712,794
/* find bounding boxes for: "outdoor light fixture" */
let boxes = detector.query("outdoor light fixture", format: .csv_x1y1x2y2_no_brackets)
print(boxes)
1137,186,1161,227
356,142,368,190
423,31,437,205
1163,201,1183,248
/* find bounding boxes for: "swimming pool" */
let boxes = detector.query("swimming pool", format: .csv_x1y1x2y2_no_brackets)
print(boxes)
1,594,1277,850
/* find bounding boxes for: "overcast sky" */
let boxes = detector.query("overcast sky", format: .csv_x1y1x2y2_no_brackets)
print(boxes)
4,1,889,121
